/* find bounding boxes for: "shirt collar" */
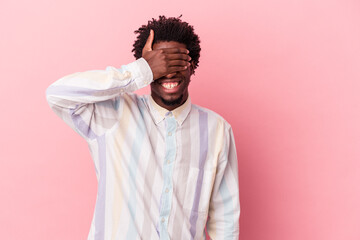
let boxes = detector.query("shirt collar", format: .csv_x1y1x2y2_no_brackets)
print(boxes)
148,95,192,126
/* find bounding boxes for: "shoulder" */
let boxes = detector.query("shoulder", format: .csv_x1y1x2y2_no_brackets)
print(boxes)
191,104,232,131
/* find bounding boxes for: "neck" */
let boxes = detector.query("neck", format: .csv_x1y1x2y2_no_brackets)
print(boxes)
151,93,188,111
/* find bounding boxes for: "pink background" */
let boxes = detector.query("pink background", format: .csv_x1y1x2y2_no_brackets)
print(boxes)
1,0,359,239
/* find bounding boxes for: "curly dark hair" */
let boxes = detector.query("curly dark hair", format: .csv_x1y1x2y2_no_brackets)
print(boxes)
132,15,201,73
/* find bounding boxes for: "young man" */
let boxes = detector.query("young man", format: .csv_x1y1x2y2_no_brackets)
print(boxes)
46,16,240,240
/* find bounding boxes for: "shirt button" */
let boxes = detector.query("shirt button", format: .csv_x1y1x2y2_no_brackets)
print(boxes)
168,132,172,136
167,160,170,164
161,217,165,223
165,188,169,193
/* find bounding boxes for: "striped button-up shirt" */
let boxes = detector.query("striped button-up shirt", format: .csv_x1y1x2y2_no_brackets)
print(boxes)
46,58,240,240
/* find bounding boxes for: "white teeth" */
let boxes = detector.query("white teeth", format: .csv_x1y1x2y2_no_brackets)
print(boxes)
161,82,179,89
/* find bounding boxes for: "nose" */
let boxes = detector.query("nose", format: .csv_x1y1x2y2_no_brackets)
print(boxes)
165,72,177,79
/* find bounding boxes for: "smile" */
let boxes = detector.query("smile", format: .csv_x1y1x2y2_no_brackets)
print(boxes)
161,82,179,89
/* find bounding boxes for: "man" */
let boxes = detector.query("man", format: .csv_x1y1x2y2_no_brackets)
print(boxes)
46,16,239,240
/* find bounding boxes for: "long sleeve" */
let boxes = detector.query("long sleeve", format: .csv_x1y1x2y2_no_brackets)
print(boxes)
45,57,153,141
207,127,240,239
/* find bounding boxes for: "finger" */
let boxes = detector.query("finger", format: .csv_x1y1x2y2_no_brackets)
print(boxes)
143,29,154,53
168,66,188,73
166,53,192,61
168,60,191,67
161,47,189,54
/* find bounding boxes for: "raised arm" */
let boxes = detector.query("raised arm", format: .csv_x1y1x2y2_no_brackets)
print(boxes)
45,57,153,141
45,29,191,141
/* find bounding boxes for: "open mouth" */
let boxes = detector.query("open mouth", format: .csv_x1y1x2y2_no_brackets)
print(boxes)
156,78,183,92
161,82,179,89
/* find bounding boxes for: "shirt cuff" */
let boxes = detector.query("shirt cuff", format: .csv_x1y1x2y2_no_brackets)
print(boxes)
122,58,153,89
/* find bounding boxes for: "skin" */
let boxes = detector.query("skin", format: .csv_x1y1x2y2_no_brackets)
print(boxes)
142,30,194,111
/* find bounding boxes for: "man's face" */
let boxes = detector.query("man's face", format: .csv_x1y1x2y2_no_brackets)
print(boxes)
150,41,193,111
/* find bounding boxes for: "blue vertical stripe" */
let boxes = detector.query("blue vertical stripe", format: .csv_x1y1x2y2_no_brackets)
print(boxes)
219,177,235,236
190,110,208,238
159,114,177,240
125,109,147,239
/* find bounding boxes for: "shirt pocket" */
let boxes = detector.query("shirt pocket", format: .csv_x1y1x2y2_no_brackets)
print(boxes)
179,167,216,214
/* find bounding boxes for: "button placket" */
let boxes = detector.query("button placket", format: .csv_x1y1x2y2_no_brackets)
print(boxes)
158,112,177,240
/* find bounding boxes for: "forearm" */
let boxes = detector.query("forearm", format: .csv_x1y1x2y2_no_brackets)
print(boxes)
46,58,152,109
207,173,240,239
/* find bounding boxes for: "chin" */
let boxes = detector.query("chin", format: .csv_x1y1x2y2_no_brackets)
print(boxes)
161,94,184,106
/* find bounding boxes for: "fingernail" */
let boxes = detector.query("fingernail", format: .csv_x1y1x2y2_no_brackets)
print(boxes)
187,50,190,54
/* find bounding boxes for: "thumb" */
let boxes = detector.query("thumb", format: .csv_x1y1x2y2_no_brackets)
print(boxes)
143,29,154,53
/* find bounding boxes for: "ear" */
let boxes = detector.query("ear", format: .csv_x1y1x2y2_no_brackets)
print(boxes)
189,61,196,75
